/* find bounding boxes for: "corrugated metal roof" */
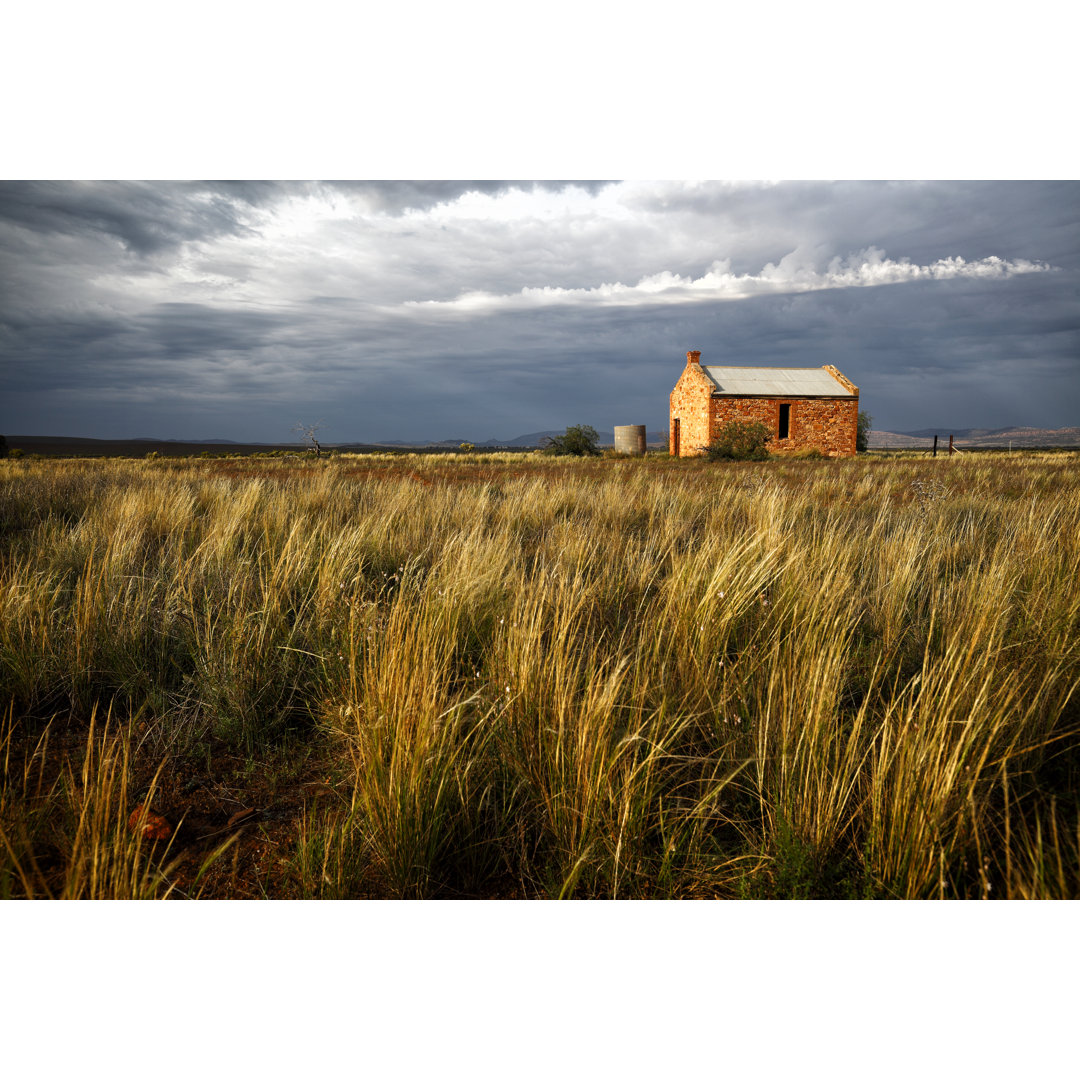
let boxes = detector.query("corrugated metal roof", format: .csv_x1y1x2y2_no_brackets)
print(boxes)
703,366,854,397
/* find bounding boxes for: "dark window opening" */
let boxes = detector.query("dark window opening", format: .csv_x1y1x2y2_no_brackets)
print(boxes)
778,403,791,440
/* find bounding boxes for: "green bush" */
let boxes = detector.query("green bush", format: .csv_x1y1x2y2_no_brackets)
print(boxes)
857,410,873,453
705,420,772,461
543,425,600,457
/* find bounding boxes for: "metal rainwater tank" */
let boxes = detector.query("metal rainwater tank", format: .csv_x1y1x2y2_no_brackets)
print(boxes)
613,425,647,456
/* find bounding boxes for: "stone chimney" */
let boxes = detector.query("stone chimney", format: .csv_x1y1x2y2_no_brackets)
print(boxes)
687,350,701,366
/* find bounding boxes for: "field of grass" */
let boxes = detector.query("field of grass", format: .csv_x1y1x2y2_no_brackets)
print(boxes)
1,450,1078,898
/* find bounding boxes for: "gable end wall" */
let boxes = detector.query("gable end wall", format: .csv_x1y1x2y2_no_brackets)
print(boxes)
669,364,713,456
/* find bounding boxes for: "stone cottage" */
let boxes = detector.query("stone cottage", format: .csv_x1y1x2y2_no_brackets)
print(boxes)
669,350,859,457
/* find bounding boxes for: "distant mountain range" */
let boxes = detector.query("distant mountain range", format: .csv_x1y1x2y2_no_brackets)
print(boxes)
870,427,1080,448
133,437,238,443
9,427,1077,456
371,430,670,448
353,426,1080,450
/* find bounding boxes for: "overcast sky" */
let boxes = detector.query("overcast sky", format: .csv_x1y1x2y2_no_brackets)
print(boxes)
1,179,1076,441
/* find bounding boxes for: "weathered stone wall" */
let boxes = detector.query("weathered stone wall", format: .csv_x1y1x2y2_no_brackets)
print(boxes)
669,353,713,456
708,395,858,456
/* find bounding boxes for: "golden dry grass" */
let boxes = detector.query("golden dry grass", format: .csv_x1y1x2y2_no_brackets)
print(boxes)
1,450,1078,898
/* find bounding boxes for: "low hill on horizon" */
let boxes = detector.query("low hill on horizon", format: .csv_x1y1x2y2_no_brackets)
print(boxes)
360,429,670,448
871,426,1080,449
9,427,1078,457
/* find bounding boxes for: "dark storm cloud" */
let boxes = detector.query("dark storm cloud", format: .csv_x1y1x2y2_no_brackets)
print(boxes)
0,181,262,256
0,180,1075,441
625,181,1080,275
2,303,293,381
375,269,1079,435
134,303,295,360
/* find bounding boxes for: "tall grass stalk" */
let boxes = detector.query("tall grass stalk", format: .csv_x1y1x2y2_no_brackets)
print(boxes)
1,705,184,898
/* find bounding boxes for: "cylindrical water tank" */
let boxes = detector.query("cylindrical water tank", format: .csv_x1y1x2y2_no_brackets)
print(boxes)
613,424,647,456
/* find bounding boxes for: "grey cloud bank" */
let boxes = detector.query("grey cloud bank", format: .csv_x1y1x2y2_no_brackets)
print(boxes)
1,180,1076,441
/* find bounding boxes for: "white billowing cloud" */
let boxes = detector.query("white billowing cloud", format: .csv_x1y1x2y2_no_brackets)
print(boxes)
410,182,630,225
402,247,1057,315
34,183,1057,334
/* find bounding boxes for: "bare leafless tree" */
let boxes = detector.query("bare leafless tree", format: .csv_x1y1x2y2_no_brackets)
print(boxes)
293,420,326,457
